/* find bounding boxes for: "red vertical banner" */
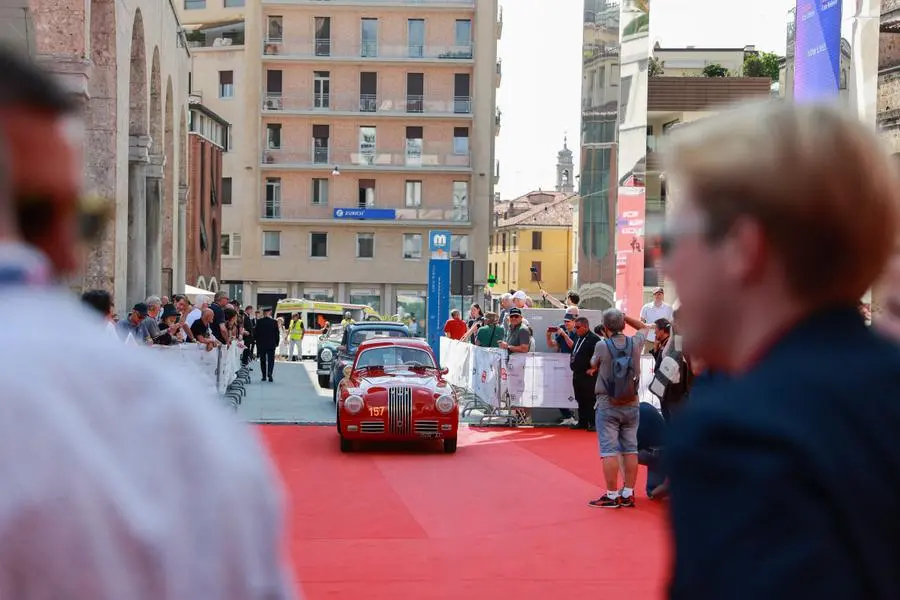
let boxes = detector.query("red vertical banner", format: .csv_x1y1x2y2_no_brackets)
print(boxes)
615,186,646,328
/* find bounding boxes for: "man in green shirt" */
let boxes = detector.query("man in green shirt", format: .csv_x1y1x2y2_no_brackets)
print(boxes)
475,312,505,348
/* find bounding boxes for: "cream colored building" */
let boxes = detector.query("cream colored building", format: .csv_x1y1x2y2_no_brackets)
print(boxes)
652,44,755,76
178,0,501,315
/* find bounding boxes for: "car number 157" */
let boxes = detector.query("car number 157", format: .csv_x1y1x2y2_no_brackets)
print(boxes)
368,406,386,417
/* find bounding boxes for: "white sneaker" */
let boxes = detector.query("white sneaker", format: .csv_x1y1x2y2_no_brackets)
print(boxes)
561,417,578,426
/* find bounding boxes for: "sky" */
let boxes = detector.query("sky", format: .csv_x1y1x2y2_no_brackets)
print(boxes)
495,0,796,200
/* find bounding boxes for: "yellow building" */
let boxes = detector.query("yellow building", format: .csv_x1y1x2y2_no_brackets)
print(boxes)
488,190,574,301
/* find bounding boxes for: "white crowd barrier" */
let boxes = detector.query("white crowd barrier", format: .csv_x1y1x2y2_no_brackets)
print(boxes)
150,343,241,395
441,338,658,410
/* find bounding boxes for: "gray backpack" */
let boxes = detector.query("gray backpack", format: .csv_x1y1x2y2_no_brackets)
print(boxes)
603,336,638,405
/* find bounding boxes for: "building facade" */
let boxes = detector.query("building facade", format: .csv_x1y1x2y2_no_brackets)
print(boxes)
186,98,230,291
179,0,500,316
489,186,574,301
22,0,191,306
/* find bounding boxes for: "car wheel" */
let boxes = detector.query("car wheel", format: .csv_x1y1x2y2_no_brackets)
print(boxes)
340,436,352,453
318,374,330,388
443,438,458,454
332,386,338,404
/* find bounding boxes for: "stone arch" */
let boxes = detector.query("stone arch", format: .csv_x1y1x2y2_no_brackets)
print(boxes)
163,76,175,297
126,8,149,307
84,0,117,293
196,275,207,291
208,277,219,293
146,46,164,297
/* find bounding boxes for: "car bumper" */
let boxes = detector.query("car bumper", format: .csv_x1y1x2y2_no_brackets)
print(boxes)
340,417,458,440
317,363,332,375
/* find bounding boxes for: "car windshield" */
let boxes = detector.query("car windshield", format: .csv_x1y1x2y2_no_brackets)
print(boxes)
325,327,344,342
349,329,407,347
355,347,436,369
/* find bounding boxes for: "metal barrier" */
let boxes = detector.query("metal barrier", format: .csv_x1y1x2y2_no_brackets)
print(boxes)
150,344,251,411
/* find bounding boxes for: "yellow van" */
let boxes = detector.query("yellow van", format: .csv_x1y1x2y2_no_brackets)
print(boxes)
274,299,380,359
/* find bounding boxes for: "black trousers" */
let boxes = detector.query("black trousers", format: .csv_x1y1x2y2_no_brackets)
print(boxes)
573,374,597,427
259,348,276,378
242,339,255,364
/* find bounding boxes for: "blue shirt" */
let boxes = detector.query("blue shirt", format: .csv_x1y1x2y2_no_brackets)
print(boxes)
667,306,900,599
554,326,577,353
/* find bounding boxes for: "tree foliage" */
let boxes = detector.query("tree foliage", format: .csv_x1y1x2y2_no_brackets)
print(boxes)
702,64,729,78
649,56,664,77
743,51,782,81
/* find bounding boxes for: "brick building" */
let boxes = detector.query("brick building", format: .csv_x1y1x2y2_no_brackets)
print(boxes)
16,0,191,306
186,96,230,292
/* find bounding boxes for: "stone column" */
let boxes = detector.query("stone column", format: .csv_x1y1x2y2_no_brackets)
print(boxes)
145,153,165,297
177,184,188,294
127,135,151,307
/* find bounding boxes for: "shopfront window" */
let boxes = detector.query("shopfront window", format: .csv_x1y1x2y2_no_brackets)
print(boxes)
350,291,381,314
396,291,426,331
304,288,334,302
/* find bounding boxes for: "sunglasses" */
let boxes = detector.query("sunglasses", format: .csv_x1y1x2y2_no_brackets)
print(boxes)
17,194,114,242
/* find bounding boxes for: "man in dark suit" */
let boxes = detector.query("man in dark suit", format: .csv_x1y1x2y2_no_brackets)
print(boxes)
661,103,900,598
241,305,256,365
569,316,600,430
254,307,279,383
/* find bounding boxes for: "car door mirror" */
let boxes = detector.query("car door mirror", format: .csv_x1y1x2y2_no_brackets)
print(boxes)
440,366,449,375
343,365,353,378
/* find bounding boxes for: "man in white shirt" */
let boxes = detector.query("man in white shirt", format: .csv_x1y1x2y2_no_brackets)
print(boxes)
640,287,674,351
185,294,209,327
0,48,296,600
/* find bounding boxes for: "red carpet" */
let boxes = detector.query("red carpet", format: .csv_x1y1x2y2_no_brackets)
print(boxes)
259,425,671,599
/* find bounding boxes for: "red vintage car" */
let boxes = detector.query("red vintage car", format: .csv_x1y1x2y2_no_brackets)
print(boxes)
336,338,459,453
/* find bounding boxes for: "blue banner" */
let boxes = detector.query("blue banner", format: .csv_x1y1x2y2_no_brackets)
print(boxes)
333,208,396,220
427,230,451,364
793,0,842,101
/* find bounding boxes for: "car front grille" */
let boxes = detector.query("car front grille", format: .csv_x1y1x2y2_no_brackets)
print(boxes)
388,387,413,435
359,421,385,434
414,420,439,435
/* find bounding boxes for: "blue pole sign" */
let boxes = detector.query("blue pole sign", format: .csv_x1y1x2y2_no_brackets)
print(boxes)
426,230,451,365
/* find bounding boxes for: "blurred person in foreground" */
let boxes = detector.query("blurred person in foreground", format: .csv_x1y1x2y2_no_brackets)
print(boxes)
661,101,900,599
0,47,296,599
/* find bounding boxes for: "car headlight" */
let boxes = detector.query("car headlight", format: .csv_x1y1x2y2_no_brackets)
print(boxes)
435,395,455,414
344,395,364,415
320,348,333,361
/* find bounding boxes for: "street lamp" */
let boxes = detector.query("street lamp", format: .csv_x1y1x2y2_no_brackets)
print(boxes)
331,166,340,176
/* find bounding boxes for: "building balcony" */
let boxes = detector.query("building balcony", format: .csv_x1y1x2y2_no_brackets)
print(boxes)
259,202,470,224
261,92,473,117
262,38,474,63
495,59,502,87
497,7,503,40
262,0,473,6
495,108,501,135
260,145,472,172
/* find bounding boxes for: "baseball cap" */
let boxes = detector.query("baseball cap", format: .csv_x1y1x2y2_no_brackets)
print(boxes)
513,290,528,301
132,302,149,317
653,287,664,294
508,307,522,317
563,313,575,321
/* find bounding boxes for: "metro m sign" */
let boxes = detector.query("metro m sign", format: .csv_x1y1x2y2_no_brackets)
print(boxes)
429,230,451,261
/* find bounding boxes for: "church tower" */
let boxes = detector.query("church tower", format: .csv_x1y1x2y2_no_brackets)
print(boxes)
556,135,575,193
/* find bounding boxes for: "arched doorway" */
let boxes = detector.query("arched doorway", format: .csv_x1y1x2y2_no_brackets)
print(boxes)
126,8,148,306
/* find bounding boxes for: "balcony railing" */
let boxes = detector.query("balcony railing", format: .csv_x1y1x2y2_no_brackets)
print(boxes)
259,203,470,223
260,146,471,169
262,39,474,61
261,92,472,115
